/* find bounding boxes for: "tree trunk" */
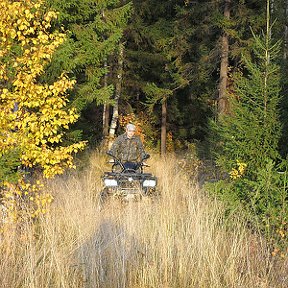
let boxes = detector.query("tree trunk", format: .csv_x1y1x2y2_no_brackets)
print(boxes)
101,10,110,139
284,0,288,59
103,104,110,136
102,59,110,137
269,0,274,39
218,0,231,115
161,98,167,156
108,42,124,148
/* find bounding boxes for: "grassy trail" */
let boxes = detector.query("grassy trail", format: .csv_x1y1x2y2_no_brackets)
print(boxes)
0,152,287,287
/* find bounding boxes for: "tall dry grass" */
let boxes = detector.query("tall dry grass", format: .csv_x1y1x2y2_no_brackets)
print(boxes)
0,152,287,288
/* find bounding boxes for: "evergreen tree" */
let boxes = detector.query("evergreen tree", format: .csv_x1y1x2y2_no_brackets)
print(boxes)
123,0,205,151
213,25,282,177
208,1,287,250
121,1,269,148
46,0,132,144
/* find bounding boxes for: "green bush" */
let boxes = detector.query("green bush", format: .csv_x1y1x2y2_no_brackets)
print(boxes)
207,13,288,255
0,148,21,185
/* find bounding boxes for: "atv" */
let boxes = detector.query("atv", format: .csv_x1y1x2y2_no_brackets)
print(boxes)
100,152,157,201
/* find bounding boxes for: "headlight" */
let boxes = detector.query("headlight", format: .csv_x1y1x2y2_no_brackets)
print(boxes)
104,178,118,187
143,179,156,187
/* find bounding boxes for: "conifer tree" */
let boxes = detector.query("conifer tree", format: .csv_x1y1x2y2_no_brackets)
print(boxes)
123,0,192,152
46,0,132,144
122,1,269,148
213,18,282,177
209,0,288,249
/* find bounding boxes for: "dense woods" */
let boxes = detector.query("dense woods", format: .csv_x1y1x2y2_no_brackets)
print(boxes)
0,0,288,280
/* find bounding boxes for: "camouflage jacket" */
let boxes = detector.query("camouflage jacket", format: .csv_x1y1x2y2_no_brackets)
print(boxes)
108,133,146,162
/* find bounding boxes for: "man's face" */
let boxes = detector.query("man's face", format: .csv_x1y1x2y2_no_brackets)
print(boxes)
126,128,135,139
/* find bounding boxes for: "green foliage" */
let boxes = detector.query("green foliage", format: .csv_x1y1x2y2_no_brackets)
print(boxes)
123,0,204,145
45,0,132,144
208,9,287,253
0,149,21,184
254,160,288,250
211,26,282,178
207,159,288,251
143,83,173,109
123,0,267,145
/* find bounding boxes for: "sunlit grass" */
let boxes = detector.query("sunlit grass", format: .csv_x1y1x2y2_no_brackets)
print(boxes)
0,152,287,287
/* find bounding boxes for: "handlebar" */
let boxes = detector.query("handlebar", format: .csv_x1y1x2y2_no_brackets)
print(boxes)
106,151,150,173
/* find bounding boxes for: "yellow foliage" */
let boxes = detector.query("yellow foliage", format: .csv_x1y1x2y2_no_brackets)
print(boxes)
166,131,174,152
2,180,53,222
229,160,247,180
0,0,86,222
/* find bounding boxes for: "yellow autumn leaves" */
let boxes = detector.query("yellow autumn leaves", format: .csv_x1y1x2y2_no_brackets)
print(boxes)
0,0,85,177
229,160,247,180
2,180,53,222
0,0,64,82
0,0,86,222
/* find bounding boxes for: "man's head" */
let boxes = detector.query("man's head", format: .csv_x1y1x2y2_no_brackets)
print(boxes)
126,123,136,138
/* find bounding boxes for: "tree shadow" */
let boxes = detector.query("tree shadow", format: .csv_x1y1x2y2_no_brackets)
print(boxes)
74,207,145,288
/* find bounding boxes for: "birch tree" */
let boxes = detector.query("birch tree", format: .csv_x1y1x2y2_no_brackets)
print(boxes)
0,0,85,221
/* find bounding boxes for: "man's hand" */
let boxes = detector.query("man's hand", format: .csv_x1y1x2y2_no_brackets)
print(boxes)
106,151,114,157
143,153,150,160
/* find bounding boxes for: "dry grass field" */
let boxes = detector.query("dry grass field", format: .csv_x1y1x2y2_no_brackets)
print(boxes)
0,152,287,288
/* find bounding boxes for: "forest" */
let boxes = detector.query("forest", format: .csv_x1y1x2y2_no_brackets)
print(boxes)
0,0,288,287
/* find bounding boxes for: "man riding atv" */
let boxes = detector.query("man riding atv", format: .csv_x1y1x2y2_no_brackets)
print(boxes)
102,123,157,201
108,123,149,170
